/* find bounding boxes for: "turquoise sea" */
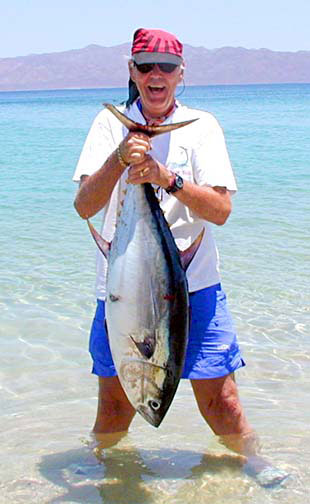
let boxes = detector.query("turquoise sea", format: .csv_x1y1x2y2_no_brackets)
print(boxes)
0,84,309,503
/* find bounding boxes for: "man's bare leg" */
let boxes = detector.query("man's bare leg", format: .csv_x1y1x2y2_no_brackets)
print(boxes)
191,374,289,487
91,376,136,454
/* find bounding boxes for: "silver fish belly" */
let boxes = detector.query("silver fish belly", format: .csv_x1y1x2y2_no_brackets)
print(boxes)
105,183,189,427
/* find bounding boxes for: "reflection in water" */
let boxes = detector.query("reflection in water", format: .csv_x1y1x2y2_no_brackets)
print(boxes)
39,435,252,504
97,450,247,504
97,449,154,504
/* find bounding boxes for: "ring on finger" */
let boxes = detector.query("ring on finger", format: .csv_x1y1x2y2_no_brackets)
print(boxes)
140,167,150,177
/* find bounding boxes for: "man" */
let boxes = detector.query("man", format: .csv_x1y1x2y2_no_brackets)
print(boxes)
73,28,288,487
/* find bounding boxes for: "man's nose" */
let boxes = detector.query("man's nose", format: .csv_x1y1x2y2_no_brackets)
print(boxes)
150,64,163,75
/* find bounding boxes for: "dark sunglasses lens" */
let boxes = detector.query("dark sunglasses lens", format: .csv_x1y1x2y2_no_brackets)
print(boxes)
135,63,178,74
158,63,178,73
135,63,154,73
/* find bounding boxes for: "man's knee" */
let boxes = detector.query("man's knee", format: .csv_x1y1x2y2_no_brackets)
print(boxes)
192,375,243,421
211,388,243,421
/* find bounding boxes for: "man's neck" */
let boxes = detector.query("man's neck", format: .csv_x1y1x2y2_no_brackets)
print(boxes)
137,98,177,125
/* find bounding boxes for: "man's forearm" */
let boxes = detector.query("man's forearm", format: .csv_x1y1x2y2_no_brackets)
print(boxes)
74,150,127,219
174,182,232,225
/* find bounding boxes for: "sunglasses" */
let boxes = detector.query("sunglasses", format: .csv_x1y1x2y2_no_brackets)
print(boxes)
134,62,179,74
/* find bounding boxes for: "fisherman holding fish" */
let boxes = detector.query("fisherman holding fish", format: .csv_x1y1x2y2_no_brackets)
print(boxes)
73,28,288,487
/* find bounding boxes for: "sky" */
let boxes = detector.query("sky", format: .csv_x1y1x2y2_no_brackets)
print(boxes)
1,0,309,58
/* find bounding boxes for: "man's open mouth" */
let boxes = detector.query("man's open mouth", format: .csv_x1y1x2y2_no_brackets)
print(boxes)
148,85,165,94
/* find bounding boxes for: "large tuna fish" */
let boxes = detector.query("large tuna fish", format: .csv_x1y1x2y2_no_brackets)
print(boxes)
87,105,202,427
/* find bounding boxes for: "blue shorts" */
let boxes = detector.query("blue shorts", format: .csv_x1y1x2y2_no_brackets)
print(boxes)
89,283,245,380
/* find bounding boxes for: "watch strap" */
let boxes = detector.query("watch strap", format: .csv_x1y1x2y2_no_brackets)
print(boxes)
165,172,183,194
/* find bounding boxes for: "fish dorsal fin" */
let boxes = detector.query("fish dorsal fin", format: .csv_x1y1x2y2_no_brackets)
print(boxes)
87,219,110,259
103,103,198,137
179,228,205,271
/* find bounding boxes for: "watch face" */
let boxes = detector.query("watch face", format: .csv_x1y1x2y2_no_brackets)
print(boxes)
175,175,183,189
166,174,183,193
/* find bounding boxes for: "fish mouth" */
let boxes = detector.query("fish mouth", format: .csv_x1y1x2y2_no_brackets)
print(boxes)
137,404,163,428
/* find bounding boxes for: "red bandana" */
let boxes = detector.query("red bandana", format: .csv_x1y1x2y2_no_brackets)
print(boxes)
132,28,183,60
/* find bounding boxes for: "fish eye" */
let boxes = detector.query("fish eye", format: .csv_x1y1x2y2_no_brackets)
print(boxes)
149,399,161,411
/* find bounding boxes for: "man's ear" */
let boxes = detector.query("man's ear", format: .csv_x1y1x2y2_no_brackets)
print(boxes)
179,62,185,82
128,60,135,81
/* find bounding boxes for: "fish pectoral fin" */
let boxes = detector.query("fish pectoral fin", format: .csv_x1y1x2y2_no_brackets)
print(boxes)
130,334,156,359
179,228,205,271
87,219,110,259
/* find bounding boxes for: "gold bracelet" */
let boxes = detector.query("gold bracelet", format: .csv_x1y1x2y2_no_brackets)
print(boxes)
116,146,129,168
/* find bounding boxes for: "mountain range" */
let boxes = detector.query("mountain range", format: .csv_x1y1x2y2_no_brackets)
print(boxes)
0,43,309,91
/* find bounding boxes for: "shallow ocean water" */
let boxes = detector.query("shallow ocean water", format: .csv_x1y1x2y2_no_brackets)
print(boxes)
0,84,309,503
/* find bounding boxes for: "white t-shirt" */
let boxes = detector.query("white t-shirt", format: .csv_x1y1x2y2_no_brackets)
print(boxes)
73,101,237,299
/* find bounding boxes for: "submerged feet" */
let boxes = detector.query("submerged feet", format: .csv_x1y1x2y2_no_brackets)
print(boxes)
217,433,290,489
244,455,290,488
254,466,290,488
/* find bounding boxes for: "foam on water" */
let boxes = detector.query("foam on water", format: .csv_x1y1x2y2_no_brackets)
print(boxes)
0,84,309,503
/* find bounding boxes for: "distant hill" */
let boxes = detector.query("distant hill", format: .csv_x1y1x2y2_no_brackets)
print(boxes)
0,43,309,91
